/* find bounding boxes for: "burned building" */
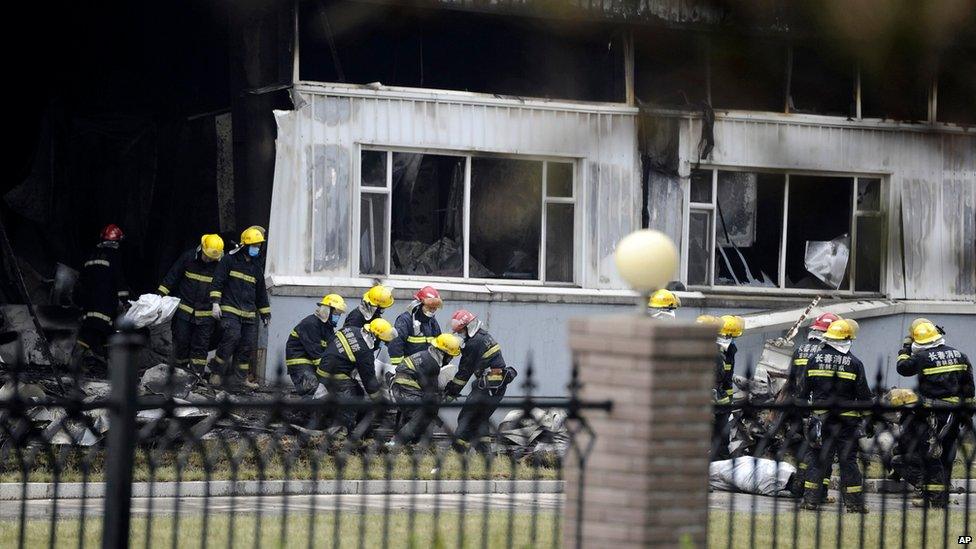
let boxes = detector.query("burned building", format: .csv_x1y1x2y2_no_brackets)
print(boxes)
5,1,975,395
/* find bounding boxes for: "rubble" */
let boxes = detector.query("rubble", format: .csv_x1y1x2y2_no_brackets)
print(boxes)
498,408,570,461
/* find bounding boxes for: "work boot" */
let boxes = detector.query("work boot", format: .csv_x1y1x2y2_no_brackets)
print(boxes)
845,503,869,514
243,373,259,390
800,501,820,511
209,374,222,387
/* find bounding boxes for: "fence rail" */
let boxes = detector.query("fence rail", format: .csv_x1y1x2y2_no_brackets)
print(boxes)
0,328,610,548
709,358,976,548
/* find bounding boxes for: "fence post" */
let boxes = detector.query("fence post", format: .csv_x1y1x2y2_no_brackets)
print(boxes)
102,324,144,549
563,317,716,548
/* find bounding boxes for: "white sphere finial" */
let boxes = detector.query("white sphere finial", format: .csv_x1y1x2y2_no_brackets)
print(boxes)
613,229,678,292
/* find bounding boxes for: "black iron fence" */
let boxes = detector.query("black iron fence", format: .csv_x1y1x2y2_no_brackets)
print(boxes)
0,328,610,548
709,359,976,548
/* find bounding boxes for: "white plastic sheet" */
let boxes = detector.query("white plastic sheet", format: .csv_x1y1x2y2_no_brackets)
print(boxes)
124,294,181,328
708,457,796,496
804,234,850,289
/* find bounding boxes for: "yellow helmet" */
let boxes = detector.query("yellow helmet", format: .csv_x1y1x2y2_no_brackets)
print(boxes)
246,225,266,238
911,320,942,344
719,315,745,337
431,333,462,357
200,234,224,260
909,317,931,332
823,319,855,341
319,294,347,312
241,227,265,245
648,289,680,310
887,388,919,407
366,318,397,342
363,285,394,309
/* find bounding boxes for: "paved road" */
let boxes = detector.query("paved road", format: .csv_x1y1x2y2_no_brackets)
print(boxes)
710,491,976,513
0,493,563,520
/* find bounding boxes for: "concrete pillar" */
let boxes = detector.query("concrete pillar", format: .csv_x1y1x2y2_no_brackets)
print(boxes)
563,315,715,548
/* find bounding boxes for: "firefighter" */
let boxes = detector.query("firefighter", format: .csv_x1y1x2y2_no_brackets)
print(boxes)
647,289,680,320
788,312,840,499
388,286,443,368
209,227,270,390
344,285,394,329
696,315,727,460
391,333,462,446
319,318,397,439
896,320,973,508
284,294,346,397
71,224,129,375
157,234,224,376
798,319,872,513
445,310,517,452
715,315,744,460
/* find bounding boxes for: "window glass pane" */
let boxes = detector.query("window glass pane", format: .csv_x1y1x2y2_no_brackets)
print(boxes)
390,153,465,276
359,193,387,275
688,210,711,285
714,171,783,287
857,178,881,212
690,169,712,203
785,175,853,290
361,150,387,188
546,162,574,198
545,203,574,283
470,157,543,279
855,216,883,292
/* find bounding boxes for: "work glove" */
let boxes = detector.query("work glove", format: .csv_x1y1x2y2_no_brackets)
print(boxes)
262,313,271,327
211,303,222,320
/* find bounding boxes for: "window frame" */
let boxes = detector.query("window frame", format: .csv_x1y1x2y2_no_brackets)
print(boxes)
354,144,581,287
682,165,888,296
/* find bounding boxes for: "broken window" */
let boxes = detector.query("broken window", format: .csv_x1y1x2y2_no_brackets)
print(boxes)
936,44,976,125
390,153,465,277
359,150,576,284
685,169,885,292
860,67,929,121
634,28,708,107
785,176,853,290
788,43,855,117
300,1,623,102
709,35,786,112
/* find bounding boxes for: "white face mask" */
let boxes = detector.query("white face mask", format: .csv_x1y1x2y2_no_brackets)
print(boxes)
716,336,733,351
826,339,853,354
650,310,675,321
422,307,436,318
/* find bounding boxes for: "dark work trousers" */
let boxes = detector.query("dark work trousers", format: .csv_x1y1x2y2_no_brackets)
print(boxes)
214,315,256,377
899,411,952,506
171,315,215,375
392,384,439,445
802,417,864,506
73,316,113,377
712,411,731,461
330,381,375,441
288,365,319,397
455,385,507,451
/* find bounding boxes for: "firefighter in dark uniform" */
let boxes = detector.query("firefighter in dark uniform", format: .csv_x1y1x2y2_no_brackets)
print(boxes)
390,333,461,446
798,319,872,513
318,318,397,439
343,285,394,329
711,315,743,460
896,319,974,508
71,224,129,374
157,234,224,375
284,294,346,397
444,310,517,452
696,315,728,460
788,312,840,499
209,227,270,389
388,286,442,368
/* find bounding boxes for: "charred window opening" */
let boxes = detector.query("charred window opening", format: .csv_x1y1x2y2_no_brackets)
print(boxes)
709,35,786,112
713,171,783,287
785,176,853,290
936,44,976,125
788,43,855,117
300,1,623,102
359,151,576,284
634,28,708,107
686,169,884,293
860,68,929,122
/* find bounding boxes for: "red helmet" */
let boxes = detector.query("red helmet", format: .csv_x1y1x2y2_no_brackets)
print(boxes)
451,309,477,333
100,224,124,241
414,286,442,310
810,312,841,332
